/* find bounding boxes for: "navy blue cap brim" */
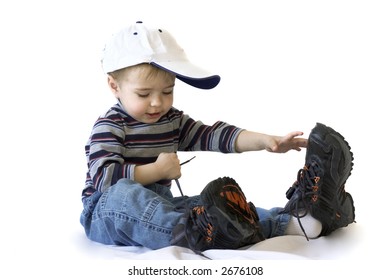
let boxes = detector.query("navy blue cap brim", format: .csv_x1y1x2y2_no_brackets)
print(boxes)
150,62,220,90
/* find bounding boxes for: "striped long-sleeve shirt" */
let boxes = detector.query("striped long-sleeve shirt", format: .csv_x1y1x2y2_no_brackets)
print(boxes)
83,103,243,198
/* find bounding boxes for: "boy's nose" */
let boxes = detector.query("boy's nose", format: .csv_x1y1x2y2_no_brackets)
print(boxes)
150,96,162,107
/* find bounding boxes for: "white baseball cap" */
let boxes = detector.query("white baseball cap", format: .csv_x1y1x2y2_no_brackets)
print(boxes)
101,21,221,89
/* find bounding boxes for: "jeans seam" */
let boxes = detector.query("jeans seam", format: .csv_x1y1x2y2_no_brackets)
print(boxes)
141,198,160,222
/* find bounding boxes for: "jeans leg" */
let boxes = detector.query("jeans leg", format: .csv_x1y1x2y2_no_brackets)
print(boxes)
80,178,199,249
256,207,291,238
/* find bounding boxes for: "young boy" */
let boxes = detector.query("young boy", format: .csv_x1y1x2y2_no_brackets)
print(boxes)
80,21,355,252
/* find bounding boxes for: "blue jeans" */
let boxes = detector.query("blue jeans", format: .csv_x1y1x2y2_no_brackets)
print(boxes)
80,178,291,249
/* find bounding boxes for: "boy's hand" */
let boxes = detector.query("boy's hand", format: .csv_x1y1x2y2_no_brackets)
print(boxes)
266,131,307,153
155,152,182,180
134,152,181,185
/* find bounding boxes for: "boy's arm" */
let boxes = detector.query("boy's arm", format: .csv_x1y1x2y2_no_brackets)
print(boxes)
235,130,307,153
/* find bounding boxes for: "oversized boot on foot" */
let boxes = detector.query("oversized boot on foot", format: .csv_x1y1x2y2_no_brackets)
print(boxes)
282,123,355,238
171,177,264,252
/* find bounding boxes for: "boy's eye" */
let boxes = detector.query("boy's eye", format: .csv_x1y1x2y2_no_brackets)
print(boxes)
136,93,150,98
163,87,174,95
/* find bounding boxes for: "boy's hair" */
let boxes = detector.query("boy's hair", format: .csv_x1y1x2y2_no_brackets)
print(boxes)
108,63,175,85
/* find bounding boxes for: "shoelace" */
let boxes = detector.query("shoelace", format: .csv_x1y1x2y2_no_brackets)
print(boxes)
179,206,212,260
191,206,214,243
174,156,196,196
287,162,322,241
172,156,212,259
190,206,232,250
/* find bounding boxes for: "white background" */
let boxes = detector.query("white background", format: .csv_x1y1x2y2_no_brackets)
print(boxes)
1,0,389,278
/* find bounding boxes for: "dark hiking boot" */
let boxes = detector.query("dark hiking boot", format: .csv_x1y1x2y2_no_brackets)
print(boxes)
282,123,355,239
171,177,264,252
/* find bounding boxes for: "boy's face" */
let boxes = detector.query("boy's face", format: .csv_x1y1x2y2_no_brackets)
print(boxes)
108,66,175,124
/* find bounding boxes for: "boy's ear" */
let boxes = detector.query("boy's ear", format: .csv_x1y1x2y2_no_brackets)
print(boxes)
107,75,120,97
